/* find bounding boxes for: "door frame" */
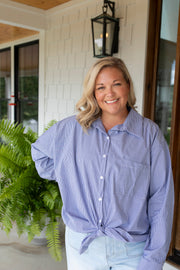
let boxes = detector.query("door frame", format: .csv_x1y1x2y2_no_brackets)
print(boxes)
143,0,180,261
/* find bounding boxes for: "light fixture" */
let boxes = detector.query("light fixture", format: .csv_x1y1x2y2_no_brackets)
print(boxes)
91,0,119,58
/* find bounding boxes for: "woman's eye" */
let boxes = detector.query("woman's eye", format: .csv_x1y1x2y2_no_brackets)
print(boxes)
97,86,105,91
114,83,121,86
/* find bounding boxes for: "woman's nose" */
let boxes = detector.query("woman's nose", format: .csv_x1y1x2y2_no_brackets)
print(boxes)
106,86,114,96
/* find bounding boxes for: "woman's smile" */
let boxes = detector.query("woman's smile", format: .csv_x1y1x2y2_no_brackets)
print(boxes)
105,98,120,104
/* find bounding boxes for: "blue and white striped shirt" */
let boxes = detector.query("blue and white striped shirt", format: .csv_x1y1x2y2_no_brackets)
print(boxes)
31,108,174,270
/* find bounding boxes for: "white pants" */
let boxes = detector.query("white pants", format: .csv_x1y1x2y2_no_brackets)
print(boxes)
65,227,145,270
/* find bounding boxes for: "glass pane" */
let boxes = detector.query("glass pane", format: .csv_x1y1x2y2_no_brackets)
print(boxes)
0,49,11,120
0,100,9,119
155,0,179,144
105,21,115,54
20,100,38,133
93,20,104,55
16,42,39,133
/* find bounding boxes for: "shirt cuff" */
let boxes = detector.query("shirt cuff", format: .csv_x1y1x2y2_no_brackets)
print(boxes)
138,257,163,270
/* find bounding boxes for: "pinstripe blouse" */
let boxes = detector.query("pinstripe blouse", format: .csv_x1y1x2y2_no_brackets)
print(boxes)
31,108,174,270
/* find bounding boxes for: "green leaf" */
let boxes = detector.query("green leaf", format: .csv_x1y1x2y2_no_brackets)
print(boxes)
46,221,62,261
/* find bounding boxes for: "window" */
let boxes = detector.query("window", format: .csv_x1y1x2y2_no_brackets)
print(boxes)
154,0,179,145
0,48,11,120
0,41,39,133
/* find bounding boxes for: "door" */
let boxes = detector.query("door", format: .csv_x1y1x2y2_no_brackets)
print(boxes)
14,41,39,133
144,0,180,265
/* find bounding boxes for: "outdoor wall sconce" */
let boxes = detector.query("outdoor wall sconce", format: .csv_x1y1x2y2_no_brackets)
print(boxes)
91,0,119,58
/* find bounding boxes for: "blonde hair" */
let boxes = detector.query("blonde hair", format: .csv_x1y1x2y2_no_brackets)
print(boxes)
76,57,136,130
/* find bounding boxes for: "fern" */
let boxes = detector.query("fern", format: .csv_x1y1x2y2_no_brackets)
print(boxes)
32,208,47,229
0,120,31,156
0,119,63,261
41,182,61,210
1,203,13,234
24,127,38,144
46,220,62,261
0,144,26,175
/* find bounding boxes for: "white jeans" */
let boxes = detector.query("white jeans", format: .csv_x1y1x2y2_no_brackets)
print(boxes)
65,227,145,270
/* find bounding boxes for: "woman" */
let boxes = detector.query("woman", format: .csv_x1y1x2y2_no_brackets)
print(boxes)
31,57,174,270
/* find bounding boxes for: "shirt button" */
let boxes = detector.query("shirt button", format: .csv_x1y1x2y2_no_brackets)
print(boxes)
98,197,102,201
100,176,104,180
102,154,106,158
106,136,109,140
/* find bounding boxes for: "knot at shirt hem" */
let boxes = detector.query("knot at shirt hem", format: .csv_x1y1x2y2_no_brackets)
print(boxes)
79,227,134,254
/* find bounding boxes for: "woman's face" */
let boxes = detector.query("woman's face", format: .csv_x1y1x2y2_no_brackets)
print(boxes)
94,67,129,119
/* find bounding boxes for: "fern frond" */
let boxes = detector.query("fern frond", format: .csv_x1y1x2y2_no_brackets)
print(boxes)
46,221,62,261
27,231,36,242
16,218,29,237
0,175,11,193
43,120,57,132
26,210,47,242
0,144,26,176
24,128,38,144
32,208,47,229
30,223,41,236
41,182,60,210
0,120,24,142
0,120,31,156
0,203,13,235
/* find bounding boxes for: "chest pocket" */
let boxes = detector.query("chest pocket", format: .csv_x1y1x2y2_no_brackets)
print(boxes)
107,158,150,200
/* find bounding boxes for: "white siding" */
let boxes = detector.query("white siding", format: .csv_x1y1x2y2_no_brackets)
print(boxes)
43,0,149,129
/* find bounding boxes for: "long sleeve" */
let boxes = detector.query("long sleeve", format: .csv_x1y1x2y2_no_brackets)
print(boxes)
138,129,174,270
31,124,57,181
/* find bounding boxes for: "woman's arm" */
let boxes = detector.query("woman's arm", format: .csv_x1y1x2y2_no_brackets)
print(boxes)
138,129,174,270
31,124,57,181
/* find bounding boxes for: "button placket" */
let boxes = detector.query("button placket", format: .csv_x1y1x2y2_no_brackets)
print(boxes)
97,134,110,228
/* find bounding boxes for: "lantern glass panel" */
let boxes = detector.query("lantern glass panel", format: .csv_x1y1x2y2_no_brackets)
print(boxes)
105,20,116,55
93,19,104,56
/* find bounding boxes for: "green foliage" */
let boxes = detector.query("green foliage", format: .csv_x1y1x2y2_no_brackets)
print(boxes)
0,119,63,261
46,220,62,261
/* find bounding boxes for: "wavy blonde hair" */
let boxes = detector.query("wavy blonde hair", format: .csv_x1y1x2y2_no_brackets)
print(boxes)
76,57,136,130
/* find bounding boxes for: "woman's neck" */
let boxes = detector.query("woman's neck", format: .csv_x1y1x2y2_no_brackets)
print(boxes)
101,109,129,132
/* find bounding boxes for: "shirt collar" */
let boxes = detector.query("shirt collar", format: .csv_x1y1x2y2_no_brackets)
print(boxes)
92,109,143,138
122,108,143,138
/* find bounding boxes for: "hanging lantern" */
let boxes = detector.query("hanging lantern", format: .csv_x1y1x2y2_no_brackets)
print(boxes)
91,0,119,58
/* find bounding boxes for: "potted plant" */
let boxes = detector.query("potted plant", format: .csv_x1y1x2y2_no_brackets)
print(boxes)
0,119,63,261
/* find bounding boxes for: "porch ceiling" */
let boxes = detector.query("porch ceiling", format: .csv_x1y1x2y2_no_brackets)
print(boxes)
0,0,71,45
0,23,39,45
10,0,71,10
